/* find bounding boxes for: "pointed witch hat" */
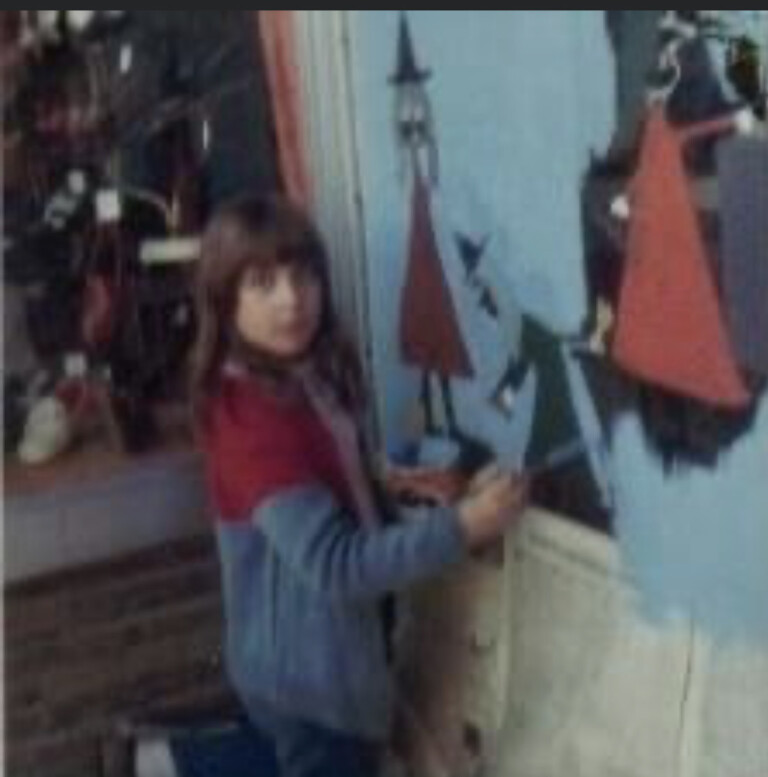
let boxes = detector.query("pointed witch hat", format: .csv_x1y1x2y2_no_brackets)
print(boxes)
389,12,431,86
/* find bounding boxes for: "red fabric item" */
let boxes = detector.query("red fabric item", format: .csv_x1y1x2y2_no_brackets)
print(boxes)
81,274,115,348
202,375,354,522
612,107,749,409
399,168,474,378
258,12,311,207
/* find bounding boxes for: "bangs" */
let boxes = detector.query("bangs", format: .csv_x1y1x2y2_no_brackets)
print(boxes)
272,228,326,273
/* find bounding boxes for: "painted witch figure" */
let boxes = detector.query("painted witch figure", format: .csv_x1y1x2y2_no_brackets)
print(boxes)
393,14,474,439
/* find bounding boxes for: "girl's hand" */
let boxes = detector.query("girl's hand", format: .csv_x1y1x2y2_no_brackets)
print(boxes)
384,464,466,506
457,464,529,550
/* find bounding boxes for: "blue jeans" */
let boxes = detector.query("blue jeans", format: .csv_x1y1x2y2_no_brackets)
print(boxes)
170,704,381,777
250,701,381,777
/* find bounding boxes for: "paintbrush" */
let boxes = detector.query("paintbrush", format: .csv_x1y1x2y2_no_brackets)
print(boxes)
527,436,601,480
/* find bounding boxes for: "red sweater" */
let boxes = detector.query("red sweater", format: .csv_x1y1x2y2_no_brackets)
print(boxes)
203,375,354,522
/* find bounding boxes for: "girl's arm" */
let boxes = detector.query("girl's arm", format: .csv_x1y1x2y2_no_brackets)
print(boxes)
255,484,467,601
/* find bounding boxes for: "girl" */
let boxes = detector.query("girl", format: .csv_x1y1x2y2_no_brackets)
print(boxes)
191,193,528,777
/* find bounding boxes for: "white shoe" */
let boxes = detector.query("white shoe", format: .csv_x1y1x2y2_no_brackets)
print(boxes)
135,736,178,777
17,396,72,465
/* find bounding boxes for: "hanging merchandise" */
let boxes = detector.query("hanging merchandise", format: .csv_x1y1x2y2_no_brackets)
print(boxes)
578,12,765,467
611,106,750,410
582,12,734,355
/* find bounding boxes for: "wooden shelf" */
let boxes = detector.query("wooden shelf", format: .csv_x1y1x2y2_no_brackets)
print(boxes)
4,404,198,499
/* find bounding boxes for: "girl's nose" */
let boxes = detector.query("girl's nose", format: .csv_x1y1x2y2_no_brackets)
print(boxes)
274,272,302,309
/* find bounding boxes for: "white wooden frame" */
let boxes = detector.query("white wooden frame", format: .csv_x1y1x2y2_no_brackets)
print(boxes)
292,10,379,437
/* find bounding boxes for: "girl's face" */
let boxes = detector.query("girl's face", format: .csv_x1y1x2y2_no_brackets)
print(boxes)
234,260,323,360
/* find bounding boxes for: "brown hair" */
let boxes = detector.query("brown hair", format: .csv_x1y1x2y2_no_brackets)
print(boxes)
190,193,364,418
